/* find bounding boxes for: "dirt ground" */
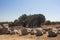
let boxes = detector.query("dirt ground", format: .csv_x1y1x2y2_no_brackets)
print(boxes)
0,34,60,40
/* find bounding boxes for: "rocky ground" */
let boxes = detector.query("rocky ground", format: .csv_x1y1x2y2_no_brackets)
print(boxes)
0,25,60,40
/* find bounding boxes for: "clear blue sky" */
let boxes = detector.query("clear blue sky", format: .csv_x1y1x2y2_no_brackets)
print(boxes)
0,0,60,22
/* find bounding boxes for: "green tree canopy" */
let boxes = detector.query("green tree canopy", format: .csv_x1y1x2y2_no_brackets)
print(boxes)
13,14,46,28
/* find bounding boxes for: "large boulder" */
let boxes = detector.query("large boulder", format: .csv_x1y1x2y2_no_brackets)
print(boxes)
0,28,3,34
9,31,15,35
47,30,57,37
20,28,28,35
26,28,32,33
35,29,43,36
8,28,15,35
45,27,52,32
57,28,60,34
0,28,10,34
30,29,36,35
52,28,58,33
42,30,46,34
36,28,46,34
56,26,60,29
